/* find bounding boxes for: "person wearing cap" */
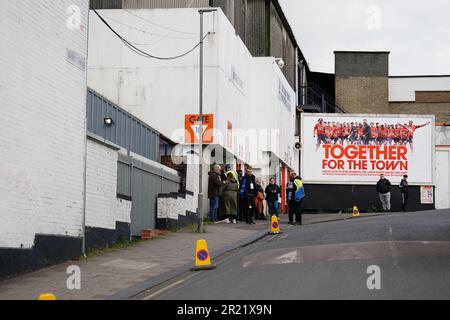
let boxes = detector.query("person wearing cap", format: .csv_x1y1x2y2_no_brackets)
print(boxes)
239,166,257,225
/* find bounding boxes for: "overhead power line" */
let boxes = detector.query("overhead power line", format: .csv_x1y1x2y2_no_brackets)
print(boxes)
100,12,197,40
91,8,209,61
124,10,198,36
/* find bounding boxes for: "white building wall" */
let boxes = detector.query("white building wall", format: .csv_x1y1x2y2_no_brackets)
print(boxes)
86,138,131,229
249,58,296,171
435,126,450,209
87,8,295,169
0,1,89,248
87,9,219,143
389,77,450,102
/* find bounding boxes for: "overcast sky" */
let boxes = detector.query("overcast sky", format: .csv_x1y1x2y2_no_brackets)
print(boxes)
278,0,450,75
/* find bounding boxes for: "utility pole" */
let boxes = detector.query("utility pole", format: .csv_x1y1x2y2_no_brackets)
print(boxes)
198,8,216,233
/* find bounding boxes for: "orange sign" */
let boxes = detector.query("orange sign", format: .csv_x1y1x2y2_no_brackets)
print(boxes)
185,114,214,144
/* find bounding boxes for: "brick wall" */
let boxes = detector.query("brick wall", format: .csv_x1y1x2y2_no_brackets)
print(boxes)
389,102,450,123
0,0,89,249
416,91,450,103
336,76,390,114
86,138,131,230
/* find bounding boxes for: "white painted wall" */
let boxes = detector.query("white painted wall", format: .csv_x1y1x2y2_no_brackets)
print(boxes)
0,1,89,248
435,126,450,209
435,149,450,209
389,77,450,102
249,57,296,170
87,8,296,170
86,138,131,229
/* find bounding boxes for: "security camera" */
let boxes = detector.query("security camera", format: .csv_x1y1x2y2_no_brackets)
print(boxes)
275,58,285,69
295,142,301,150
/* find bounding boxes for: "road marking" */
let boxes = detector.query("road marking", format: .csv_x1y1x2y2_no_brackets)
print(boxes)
272,250,302,265
387,224,399,267
142,274,198,300
281,234,289,240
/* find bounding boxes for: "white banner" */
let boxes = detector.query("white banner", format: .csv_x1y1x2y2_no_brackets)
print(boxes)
301,114,435,185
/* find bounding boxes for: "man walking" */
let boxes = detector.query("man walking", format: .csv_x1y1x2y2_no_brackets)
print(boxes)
399,175,409,212
208,165,223,222
376,174,392,212
239,166,257,225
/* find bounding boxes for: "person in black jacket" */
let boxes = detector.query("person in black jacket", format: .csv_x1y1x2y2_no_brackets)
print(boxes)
208,165,223,222
399,175,409,212
239,166,257,225
265,177,281,218
376,174,392,212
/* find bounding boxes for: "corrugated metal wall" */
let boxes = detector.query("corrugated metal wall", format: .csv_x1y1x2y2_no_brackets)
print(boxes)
90,0,123,9
212,0,235,25
270,2,295,89
90,0,209,9
87,89,160,162
245,0,266,57
233,0,247,41
118,154,181,235
122,0,208,9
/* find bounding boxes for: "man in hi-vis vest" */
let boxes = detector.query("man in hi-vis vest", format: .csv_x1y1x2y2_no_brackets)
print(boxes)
287,172,306,225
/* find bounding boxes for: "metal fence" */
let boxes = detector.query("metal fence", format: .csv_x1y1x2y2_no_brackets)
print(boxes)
117,154,181,236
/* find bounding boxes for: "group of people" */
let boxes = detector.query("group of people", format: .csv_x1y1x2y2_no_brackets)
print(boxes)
314,118,430,149
208,165,306,226
376,174,410,212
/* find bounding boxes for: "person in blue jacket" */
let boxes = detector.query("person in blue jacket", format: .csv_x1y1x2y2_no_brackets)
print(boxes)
286,172,306,225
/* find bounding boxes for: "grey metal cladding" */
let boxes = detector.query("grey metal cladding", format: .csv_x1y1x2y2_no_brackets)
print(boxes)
117,154,180,234
87,89,160,162
122,0,208,9
270,2,295,88
246,0,266,57
335,52,390,77
90,0,123,9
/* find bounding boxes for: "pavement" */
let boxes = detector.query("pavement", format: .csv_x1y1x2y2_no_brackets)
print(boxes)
136,209,450,300
0,212,389,300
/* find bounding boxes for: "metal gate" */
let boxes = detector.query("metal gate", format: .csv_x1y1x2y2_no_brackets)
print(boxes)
118,154,181,236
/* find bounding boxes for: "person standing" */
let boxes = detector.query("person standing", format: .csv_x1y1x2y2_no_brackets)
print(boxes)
208,165,223,222
222,172,238,223
287,173,305,225
376,174,392,212
265,178,281,218
239,166,257,225
255,178,266,220
236,169,244,222
399,175,409,212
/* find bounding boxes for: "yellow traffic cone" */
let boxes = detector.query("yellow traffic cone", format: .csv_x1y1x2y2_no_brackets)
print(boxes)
191,239,216,271
353,206,361,218
38,293,56,300
269,215,281,235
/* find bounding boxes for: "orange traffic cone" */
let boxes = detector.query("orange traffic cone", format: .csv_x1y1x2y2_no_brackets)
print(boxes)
269,215,281,235
191,239,216,271
38,293,56,300
353,206,361,218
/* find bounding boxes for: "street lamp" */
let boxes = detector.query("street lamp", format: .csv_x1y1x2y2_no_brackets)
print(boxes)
198,8,217,234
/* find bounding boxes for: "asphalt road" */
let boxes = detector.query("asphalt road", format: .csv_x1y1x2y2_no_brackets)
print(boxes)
136,210,450,300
